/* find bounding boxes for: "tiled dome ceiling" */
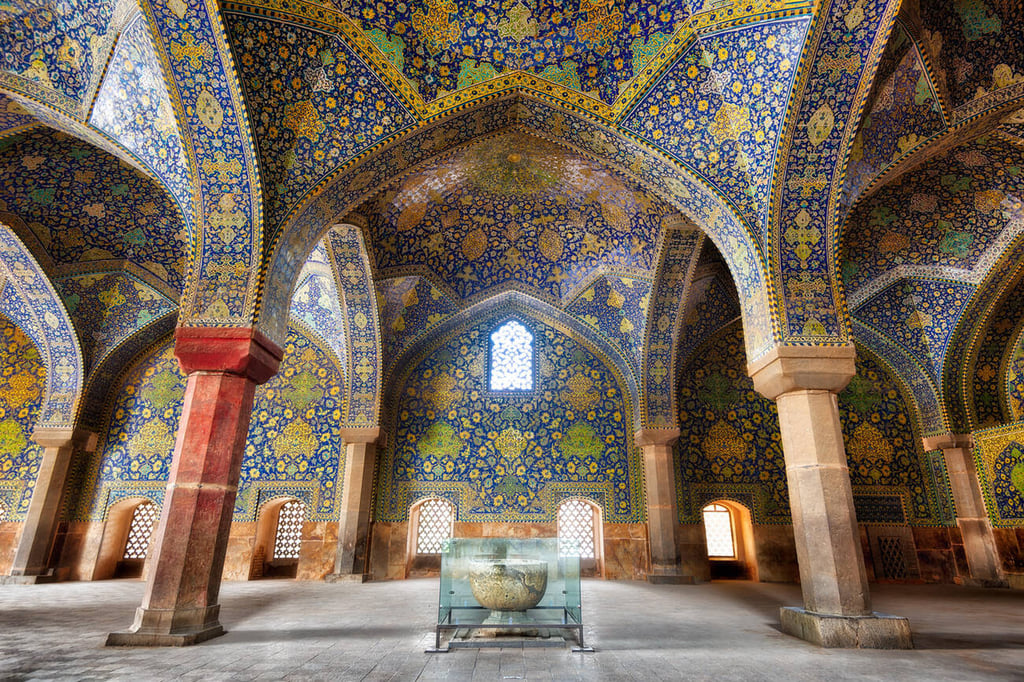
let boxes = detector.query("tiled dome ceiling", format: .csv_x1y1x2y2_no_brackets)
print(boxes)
357,130,676,305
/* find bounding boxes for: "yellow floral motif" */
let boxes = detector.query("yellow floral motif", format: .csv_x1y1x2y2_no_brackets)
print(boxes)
274,420,317,459
494,427,527,461
563,373,598,411
428,371,461,409
601,202,630,232
708,103,752,144
2,373,41,407
283,100,325,141
575,0,623,55
702,421,749,462
412,0,463,54
128,420,174,463
847,422,893,463
462,228,488,260
538,227,564,261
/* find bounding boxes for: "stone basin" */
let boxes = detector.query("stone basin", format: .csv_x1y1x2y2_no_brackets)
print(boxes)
468,559,548,612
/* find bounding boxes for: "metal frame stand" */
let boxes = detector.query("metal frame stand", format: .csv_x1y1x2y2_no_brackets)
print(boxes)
426,605,594,653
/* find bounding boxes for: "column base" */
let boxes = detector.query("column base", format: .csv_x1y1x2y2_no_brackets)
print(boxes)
645,573,696,585
0,572,60,585
779,607,912,649
957,577,1010,589
106,605,225,647
324,573,370,583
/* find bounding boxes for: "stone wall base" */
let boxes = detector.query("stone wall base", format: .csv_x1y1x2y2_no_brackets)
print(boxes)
779,607,912,648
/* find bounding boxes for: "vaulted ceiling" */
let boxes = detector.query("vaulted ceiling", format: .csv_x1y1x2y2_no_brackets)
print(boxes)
0,0,1021,434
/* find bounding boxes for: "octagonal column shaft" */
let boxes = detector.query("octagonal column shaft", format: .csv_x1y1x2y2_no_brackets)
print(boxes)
107,328,281,647
750,346,910,648
326,428,380,582
637,429,689,583
922,433,1005,587
4,429,97,583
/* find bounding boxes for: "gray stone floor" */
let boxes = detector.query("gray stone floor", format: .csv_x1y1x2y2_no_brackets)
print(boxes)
0,578,1022,681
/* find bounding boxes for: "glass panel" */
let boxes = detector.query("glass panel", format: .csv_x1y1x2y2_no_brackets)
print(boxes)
273,500,305,560
416,498,452,554
558,499,595,559
123,502,158,559
437,538,581,627
702,504,735,558
489,320,533,391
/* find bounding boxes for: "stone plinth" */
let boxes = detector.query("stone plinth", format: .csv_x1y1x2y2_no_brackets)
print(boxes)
779,607,912,649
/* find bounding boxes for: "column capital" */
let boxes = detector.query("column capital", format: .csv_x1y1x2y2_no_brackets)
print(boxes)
922,432,973,451
634,428,680,447
339,427,380,444
174,327,283,384
748,344,856,400
30,427,97,450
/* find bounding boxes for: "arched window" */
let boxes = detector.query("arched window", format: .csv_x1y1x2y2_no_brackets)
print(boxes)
413,498,453,554
123,501,158,560
702,503,736,558
273,499,305,560
489,319,534,391
558,499,597,559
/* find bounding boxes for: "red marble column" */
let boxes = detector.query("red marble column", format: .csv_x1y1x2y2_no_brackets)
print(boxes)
107,328,281,646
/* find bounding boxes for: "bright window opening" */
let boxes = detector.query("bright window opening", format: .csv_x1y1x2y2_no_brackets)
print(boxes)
558,499,596,559
702,503,735,558
273,500,305,560
415,498,453,554
123,501,158,560
489,320,534,391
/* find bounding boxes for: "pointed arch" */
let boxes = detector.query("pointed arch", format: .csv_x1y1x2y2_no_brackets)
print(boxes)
138,0,264,325
381,290,640,426
769,0,903,343
259,92,774,363
640,220,705,429
0,222,83,429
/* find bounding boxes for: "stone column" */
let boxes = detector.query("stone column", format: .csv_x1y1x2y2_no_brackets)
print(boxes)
2,428,97,584
325,427,380,582
636,429,690,583
922,433,1006,587
107,328,282,647
749,346,911,648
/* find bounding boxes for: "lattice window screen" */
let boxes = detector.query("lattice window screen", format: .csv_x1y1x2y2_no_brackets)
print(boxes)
273,500,305,560
123,502,158,560
702,504,735,558
489,320,533,390
0,499,6,522
558,499,596,558
415,498,453,554
878,536,908,579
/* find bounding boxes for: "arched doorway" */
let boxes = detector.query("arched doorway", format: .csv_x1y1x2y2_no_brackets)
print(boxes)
702,500,758,580
558,498,604,577
93,498,160,580
251,497,306,579
406,497,453,578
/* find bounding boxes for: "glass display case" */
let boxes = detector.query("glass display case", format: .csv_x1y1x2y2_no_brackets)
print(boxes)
428,537,592,652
